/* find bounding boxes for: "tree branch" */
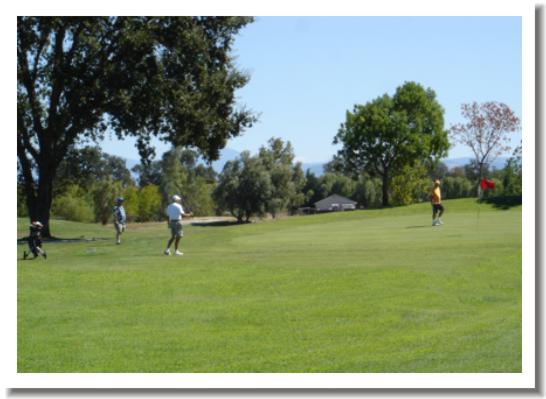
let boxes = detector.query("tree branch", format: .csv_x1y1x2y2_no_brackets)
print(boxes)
17,48,45,141
47,25,67,141
17,107,40,161
17,135,37,201
31,26,51,81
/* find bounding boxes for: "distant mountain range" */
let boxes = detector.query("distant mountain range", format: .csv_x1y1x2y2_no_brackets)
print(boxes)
442,157,509,171
124,150,509,177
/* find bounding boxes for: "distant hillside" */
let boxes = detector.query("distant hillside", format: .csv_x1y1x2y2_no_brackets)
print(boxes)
442,157,509,170
124,152,510,178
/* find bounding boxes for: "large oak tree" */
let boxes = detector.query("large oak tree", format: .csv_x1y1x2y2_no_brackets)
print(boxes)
18,16,255,236
333,81,449,206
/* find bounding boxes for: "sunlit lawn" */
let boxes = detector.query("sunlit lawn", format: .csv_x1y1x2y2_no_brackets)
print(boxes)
17,198,521,372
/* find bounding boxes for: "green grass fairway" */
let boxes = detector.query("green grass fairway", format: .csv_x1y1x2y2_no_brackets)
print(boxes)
17,199,521,372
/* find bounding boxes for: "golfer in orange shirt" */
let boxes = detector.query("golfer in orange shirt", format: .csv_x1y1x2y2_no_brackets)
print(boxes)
431,179,444,226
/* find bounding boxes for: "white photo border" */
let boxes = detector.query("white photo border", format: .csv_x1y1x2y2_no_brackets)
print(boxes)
3,0,536,390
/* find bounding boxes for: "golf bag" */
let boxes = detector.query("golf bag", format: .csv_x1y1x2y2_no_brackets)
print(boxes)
25,224,46,259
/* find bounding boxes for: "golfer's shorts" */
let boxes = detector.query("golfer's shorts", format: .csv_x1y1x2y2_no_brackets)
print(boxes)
432,203,444,212
114,222,126,234
169,220,183,238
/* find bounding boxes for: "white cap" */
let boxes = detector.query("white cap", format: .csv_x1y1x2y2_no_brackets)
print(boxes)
172,195,181,202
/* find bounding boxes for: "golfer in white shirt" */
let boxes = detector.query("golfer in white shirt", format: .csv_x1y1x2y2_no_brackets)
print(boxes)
164,195,193,256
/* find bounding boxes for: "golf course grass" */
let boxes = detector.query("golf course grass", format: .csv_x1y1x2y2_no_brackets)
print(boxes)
17,198,521,372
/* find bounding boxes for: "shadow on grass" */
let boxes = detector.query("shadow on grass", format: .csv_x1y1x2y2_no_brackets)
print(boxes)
191,220,245,228
406,225,429,229
480,195,522,210
17,237,110,245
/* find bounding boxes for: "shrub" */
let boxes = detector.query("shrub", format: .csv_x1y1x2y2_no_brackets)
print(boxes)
138,184,162,222
122,185,140,222
92,179,123,225
51,185,95,222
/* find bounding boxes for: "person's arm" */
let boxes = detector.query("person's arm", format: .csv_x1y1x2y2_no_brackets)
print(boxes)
179,204,192,218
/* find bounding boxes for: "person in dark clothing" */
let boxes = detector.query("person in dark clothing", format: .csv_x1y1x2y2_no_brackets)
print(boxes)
112,197,127,245
24,221,47,260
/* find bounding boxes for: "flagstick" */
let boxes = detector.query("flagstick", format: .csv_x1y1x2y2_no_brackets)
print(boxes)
477,161,486,228
477,185,482,228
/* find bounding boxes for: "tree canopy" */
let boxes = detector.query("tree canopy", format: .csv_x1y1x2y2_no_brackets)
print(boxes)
333,81,449,206
449,101,520,193
17,16,256,236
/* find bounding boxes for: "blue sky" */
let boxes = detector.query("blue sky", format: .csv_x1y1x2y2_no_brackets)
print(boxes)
100,16,522,163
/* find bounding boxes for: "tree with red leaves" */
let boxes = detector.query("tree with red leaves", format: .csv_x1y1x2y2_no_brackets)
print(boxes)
449,101,520,195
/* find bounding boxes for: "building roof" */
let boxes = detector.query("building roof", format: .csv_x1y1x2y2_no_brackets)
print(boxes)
314,194,357,208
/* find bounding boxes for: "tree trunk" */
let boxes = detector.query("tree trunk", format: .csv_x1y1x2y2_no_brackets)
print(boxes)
477,162,483,199
26,167,55,238
381,172,390,207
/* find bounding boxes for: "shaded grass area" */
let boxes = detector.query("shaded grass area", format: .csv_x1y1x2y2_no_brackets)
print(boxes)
17,199,521,372
481,195,522,210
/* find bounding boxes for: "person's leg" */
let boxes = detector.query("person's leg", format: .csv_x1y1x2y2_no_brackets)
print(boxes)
437,204,444,224
36,245,47,258
174,236,181,251
115,223,122,244
174,223,184,255
164,236,174,255
29,239,39,258
432,205,439,225
165,222,175,254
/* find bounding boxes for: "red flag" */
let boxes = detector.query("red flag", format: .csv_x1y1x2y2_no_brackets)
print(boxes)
480,178,495,190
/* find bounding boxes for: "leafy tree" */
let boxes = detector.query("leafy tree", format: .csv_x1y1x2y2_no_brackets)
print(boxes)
159,147,189,205
132,161,162,187
315,173,356,200
138,185,162,222
501,159,522,196
92,178,123,224
302,170,321,206
448,166,467,179
449,102,520,195
390,163,429,206
442,176,474,199
287,162,306,214
323,154,350,176
17,184,29,217
194,164,218,183
213,152,272,223
301,171,357,207
51,184,95,223
334,81,449,206
428,161,448,180
353,176,382,208
158,146,218,215
464,159,491,185
17,16,255,236
213,158,243,220
186,180,217,216
122,185,140,222
511,141,522,174
55,146,132,194
258,138,301,218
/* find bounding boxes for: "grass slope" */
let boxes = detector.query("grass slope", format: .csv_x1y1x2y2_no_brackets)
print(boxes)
17,199,521,372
